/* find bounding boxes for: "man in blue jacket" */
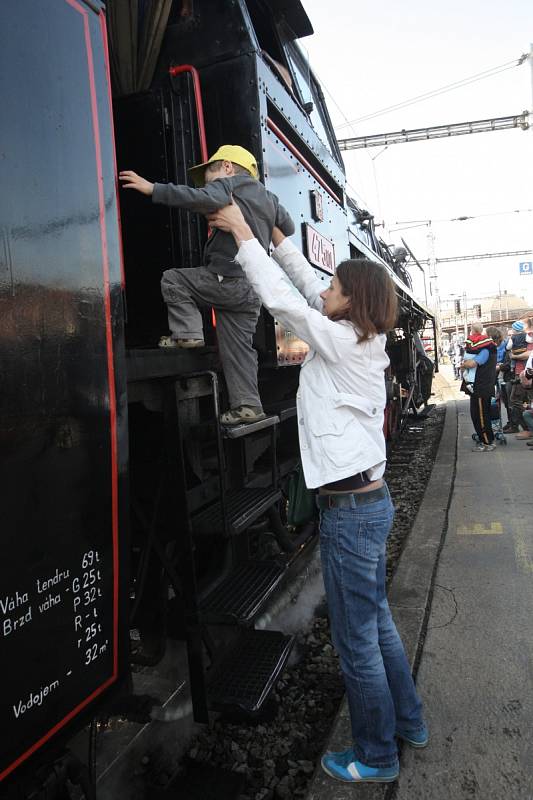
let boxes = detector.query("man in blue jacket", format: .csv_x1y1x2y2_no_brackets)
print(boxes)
462,331,498,451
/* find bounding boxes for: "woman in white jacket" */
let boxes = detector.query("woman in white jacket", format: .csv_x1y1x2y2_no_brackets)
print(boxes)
208,203,427,784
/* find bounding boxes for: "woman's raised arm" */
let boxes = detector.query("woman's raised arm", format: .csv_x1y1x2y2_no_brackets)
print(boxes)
208,204,325,311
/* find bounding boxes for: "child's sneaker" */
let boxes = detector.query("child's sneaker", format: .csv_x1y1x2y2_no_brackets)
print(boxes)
321,748,399,783
159,335,205,349
220,405,266,426
471,443,487,452
396,724,429,748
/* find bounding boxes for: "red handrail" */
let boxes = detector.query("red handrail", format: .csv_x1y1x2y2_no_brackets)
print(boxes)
169,65,215,326
168,65,208,162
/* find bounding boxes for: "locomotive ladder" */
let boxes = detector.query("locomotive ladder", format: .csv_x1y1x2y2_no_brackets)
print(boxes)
161,370,294,721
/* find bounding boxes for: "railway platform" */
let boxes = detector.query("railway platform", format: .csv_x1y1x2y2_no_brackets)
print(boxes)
307,365,533,799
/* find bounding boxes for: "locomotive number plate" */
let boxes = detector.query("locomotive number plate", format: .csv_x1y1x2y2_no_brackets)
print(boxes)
304,224,335,274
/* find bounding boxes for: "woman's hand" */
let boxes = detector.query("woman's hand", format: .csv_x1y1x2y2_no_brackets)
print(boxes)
207,201,253,244
119,170,154,195
462,359,476,369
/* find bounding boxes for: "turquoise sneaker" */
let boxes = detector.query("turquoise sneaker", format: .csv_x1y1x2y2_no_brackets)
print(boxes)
321,748,399,783
396,725,429,748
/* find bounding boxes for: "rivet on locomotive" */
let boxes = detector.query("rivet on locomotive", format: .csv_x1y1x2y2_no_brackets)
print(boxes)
0,0,434,796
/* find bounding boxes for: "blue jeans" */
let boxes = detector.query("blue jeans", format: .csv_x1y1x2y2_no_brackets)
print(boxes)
319,485,424,768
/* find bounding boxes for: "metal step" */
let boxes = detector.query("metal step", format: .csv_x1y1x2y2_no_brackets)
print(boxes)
192,487,281,536
208,629,294,712
265,400,297,422
125,346,218,383
222,414,279,439
279,405,297,422
200,561,286,624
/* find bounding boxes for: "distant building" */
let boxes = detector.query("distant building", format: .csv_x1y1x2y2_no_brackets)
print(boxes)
440,290,532,334
481,291,530,322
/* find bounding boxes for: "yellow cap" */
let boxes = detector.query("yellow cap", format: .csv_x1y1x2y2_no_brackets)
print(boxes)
188,145,259,186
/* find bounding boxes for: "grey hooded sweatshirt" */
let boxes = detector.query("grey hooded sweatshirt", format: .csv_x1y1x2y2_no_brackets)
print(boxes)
152,174,295,277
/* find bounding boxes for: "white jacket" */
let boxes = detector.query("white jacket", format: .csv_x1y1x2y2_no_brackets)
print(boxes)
236,237,389,489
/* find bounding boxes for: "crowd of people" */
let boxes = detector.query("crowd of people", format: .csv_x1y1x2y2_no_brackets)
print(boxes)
448,318,533,451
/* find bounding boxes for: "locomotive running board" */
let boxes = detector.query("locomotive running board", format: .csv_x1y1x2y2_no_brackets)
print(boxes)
207,629,294,713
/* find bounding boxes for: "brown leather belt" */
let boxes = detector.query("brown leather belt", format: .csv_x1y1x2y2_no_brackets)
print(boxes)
316,485,388,509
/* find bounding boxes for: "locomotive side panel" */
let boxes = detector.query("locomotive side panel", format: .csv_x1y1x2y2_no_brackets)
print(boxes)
0,0,129,783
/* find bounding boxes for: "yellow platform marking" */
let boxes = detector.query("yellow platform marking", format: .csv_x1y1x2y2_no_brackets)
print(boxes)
509,518,533,575
499,472,533,575
456,522,503,535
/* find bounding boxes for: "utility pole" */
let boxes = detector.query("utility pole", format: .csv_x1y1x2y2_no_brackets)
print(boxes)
530,44,533,117
426,222,441,334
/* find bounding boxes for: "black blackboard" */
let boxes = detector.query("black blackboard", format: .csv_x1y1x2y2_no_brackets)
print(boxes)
0,0,126,783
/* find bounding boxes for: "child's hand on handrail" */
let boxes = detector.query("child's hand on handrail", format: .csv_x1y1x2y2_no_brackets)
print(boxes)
119,170,154,196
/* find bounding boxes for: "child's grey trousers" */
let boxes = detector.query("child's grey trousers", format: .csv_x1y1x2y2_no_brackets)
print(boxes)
161,267,262,410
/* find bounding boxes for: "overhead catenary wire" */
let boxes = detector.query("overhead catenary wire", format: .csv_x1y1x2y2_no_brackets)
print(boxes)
295,47,530,249
391,208,533,230
335,55,528,130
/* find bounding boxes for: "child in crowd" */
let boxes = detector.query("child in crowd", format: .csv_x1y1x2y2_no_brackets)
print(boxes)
452,343,464,380
119,145,295,425
462,324,495,394
503,320,533,433
506,320,528,372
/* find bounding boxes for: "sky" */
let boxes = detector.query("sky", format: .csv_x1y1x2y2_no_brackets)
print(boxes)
300,0,533,313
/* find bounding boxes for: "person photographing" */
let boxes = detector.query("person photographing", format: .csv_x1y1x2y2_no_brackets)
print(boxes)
207,201,427,784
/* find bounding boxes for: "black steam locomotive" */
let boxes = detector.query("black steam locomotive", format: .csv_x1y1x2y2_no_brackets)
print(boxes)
0,0,432,796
